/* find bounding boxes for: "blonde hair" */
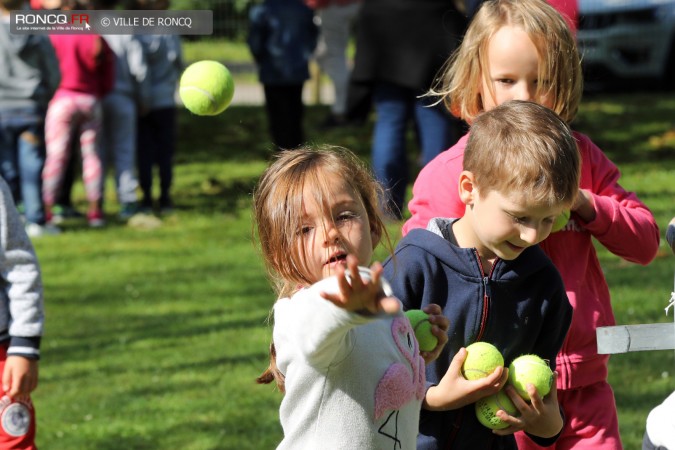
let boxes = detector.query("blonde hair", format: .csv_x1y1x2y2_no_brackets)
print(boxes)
252,145,391,390
465,100,580,208
430,0,582,124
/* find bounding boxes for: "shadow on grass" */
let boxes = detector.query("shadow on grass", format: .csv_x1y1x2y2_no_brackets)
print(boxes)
575,91,675,165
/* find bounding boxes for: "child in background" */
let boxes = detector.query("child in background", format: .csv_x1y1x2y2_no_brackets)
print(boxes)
247,0,318,150
0,176,46,449
403,1,660,448
99,0,151,220
135,0,183,214
642,216,675,450
303,0,362,128
0,0,61,237
253,146,448,449
99,33,149,220
384,100,579,449
43,0,114,227
29,0,82,225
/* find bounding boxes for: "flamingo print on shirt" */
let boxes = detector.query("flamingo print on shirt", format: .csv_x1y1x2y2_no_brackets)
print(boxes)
374,315,426,420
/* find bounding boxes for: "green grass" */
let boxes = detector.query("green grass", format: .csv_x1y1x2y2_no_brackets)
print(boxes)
30,92,675,449
181,38,253,64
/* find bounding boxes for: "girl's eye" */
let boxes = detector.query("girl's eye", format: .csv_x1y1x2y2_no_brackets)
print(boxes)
298,226,312,236
336,211,356,223
496,78,514,85
513,216,526,224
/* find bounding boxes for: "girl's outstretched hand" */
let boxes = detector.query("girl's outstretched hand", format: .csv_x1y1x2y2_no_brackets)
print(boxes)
320,255,400,315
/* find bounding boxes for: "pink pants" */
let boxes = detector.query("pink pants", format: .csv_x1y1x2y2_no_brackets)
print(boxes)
43,92,104,206
515,381,622,450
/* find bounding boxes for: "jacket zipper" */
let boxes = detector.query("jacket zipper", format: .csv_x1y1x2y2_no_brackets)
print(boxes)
474,249,495,342
444,250,497,449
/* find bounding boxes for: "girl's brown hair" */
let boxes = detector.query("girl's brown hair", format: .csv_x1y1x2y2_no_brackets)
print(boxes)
252,145,391,391
429,0,582,124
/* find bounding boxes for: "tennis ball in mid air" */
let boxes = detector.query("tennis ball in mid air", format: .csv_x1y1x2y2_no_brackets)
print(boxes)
462,342,504,380
508,354,553,401
551,210,571,232
179,60,234,116
475,390,519,430
404,310,438,352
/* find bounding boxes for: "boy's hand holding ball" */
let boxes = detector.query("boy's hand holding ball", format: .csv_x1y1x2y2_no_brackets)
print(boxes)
405,310,437,351
475,389,519,430
551,210,570,233
404,306,448,363
462,342,504,380
507,354,554,401
477,353,561,437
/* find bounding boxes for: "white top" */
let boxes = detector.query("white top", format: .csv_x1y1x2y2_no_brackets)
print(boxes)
273,275,426,449
646,391,675,449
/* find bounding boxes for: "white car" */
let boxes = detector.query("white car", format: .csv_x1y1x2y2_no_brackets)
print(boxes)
577,0,675,90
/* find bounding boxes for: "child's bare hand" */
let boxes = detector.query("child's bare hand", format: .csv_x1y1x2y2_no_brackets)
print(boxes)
321,255,400,315
492,372,563,438
571,189,596,222
419,303,448,364
424,347,508,411
3,356,38,403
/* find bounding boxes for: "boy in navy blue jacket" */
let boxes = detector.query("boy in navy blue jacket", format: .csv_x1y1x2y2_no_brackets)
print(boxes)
247,0,318,151
383,100,579,450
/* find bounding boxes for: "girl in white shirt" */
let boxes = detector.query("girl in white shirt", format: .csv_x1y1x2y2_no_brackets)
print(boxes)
252,145,447,449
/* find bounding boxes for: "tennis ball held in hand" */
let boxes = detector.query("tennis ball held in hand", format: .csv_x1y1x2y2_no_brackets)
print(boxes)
508,354,553,401
404,310,438,352
475,390,519,430
551,210,570,232
179,61,235,116
462,342,504,380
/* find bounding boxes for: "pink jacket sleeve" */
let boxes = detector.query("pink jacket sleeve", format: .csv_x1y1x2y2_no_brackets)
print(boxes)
574,132,660,264
402,134,469,235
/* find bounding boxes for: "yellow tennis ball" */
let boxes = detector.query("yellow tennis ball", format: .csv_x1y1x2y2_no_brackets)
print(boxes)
551,210,570,233
475,390,519,430
462,342,504,380
179,61,234,116
404,309,438,352
508,354,553,401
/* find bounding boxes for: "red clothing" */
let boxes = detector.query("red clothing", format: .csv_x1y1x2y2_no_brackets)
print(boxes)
305,0,360,8
516,381,622,449
548,0,578,32
49,34,115,98
404,131,660,390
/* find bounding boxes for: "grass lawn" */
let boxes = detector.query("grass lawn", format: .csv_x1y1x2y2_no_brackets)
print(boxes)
30,91,675,449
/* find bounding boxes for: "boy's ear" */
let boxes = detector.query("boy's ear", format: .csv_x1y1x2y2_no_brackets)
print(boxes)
458,171,477,205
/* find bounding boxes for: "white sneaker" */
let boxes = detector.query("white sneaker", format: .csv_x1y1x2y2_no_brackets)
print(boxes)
25,222,61,238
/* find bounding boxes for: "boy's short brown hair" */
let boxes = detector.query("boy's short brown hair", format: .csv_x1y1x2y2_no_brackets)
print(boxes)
464,100,580,208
